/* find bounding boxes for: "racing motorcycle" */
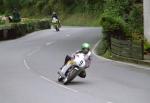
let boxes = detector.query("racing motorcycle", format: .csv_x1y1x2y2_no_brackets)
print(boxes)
51,17,60,31
58,53,86,85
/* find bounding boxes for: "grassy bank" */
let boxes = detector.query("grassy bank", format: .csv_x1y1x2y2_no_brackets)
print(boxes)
61,13,100,26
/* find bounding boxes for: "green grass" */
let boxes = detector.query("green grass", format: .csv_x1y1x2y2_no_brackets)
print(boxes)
62,13,100,26
144,40,150,52
102,49,112,59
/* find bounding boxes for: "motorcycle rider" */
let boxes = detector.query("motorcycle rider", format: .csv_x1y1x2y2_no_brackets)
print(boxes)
52,11,58,19
59,43,92,78
51,11,61,27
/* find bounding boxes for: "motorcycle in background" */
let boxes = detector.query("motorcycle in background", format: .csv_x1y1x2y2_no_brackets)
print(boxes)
51,17,60,31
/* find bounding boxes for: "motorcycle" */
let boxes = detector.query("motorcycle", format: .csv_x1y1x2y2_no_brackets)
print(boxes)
58,53,86,85
51,17,60,31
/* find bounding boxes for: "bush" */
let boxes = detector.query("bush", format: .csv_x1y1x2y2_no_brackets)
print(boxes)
127,4,143,40
144,39,150,53
0,19,51,40
0,19,5,25
103,0,134,17
100,15,127,39
12,19,50,35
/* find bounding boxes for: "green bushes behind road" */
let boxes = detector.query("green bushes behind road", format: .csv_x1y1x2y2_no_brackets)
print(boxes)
0,19,5,25
100,15,127,39
0,0,144,42
144,40,150,54
97,0,143,56
0,19,50,40
100,1,143,39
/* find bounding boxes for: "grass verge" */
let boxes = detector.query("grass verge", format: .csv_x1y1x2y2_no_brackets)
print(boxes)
62,13,100,26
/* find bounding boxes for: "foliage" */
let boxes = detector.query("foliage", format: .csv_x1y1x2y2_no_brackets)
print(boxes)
0,19,5,25
103,0,134,17
62,13,100,26
98,0,144,56
127,4,144,40
0,19,50,40
1,0,143,38
100,0,143,40
144,39,150,52
100,15,127,39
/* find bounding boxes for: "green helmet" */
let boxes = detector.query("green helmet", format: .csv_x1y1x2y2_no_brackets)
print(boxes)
81,43,90,50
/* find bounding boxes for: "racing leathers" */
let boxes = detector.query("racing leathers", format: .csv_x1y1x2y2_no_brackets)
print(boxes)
60,50,92,78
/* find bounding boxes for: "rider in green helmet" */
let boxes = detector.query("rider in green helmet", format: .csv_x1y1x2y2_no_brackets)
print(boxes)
81,42,91,54
59,42,92,78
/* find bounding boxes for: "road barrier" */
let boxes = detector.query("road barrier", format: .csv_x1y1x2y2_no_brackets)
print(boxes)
111,37,144,60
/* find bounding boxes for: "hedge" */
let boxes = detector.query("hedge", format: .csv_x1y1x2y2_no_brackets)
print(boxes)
100,15,127,39
0,19,50,40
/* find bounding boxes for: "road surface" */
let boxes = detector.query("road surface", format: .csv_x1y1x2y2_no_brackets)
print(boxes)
0,27,150,103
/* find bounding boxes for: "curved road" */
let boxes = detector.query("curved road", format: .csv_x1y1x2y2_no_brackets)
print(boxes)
0,27,150,103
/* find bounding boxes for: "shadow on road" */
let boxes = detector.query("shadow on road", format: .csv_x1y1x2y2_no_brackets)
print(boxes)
67,81,90,85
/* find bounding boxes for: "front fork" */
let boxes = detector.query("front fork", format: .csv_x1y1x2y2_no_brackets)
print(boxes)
59,63,71,78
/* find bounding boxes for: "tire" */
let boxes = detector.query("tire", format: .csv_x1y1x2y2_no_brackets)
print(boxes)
63,68,78,85
56,27,59,32
56,25,59,31
63,78,68,85
58,76,63,82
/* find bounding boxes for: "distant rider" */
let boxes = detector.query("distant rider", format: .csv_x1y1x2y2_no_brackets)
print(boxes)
12,8,21,22
59,43,92,78
51,11,61,27
52,12,59,19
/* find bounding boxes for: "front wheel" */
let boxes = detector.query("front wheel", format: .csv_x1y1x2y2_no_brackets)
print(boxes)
58,75,63,82
63,68,79,85
56,27,59,31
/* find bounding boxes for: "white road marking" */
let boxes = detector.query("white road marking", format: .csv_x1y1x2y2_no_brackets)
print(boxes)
27,41,54,57
27,47,41,57
107,101,113,103
46,41,55,46
24,41,78,93
24,59,30,70
40,75,78,93
66,34,70,37
92,40,150,70
24,58,78,93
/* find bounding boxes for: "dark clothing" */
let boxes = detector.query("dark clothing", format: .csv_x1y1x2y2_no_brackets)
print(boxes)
64,55,71,65
52,14,58,19
51,14,61,28
12,9,21,22
78,70,86,78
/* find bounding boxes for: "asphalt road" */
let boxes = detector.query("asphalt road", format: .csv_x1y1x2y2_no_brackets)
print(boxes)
0,27,150,103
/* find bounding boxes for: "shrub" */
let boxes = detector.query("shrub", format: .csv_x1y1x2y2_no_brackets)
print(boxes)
0,19,5,25
0,19,51,40
144,39,150,53
103,0,134,17
128,4,143,29
127,3,144,41
100,15,127,39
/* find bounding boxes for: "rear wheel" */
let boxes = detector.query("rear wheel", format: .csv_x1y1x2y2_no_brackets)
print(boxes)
63,78,68,85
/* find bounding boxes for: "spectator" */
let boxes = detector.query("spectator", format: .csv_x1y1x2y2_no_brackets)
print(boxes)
12,8,21,22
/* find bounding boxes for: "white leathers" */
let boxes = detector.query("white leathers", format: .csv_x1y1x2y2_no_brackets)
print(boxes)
60,51,92,77
52,17,58,23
